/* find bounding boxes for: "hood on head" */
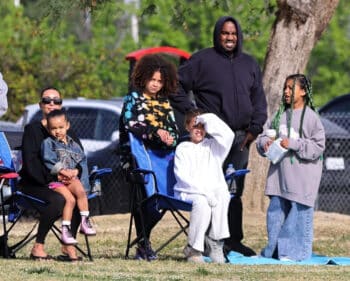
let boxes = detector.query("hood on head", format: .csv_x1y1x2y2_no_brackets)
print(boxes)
213,16,243,57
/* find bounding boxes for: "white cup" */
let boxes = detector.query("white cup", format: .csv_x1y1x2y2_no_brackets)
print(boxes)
266,129,277,139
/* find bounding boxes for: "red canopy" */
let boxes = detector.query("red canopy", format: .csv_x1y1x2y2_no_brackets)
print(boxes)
125,46,191,61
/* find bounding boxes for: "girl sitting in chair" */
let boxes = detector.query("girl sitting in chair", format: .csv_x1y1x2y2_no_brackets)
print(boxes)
119,54,179,260
174,109,234,263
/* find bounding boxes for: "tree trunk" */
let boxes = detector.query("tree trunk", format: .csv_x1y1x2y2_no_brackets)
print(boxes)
243,0,339,213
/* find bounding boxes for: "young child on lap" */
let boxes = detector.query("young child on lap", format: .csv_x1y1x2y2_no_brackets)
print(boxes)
41,109,96,245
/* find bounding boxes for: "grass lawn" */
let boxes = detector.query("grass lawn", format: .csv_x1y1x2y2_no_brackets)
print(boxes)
1,211,350,281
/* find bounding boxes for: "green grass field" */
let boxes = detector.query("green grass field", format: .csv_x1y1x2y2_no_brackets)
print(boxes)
1,211,350,281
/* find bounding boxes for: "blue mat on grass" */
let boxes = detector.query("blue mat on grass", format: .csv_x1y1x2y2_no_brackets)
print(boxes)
224,251,350,265
204,252,350,265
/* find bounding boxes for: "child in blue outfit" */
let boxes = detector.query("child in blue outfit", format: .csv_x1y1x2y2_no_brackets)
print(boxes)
41,109,96,245
256,74,325,261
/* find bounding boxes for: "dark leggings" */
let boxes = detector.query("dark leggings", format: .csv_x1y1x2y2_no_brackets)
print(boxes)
223,131,250,246
21,185,81,244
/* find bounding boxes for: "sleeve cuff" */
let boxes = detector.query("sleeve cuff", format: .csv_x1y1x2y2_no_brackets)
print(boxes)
248,124,263,137
288,138,300,151
51,162,64,175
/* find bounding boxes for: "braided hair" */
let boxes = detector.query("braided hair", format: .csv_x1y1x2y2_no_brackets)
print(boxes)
271,74,316,138
271,74,316,163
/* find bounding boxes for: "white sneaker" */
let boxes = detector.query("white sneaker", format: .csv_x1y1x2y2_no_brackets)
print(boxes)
183,245,205,263
279,256,294,262
205,236,226,264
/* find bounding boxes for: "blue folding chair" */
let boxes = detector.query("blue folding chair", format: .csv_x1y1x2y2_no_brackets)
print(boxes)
125,133,193,260
0,131,112,260
124,132,250,260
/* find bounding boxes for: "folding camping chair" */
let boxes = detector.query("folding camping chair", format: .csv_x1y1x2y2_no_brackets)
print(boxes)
0,131,111,260
124,133,192,260
124,133,250,260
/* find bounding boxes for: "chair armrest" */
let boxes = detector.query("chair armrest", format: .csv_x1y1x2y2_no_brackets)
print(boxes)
224,169,250,181
89,168,112,182
128,168,157,191
15,191,47,205
0,165,15,174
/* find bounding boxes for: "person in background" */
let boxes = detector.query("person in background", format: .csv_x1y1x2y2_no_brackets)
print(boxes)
119,54,179,260
170,15,267,256
256,74,325,261
20,87,82,262
41,109,96,245
0,72,8,117
174,109,234,263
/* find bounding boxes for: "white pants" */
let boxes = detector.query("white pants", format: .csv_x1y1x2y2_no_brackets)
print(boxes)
176,190,230,252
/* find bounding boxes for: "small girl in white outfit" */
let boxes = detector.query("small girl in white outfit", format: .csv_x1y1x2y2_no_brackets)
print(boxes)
174,109,234,263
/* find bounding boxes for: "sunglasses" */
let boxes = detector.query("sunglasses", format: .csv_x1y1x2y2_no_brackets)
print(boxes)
41,97,63,105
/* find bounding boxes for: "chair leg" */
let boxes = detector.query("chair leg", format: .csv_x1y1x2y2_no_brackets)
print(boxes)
1,180,10,258
83,234,93,261
154,209,189,253
0,206,38,258
125,210,134,259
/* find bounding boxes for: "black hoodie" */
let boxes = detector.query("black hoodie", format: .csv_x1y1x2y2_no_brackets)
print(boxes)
171,16,267,136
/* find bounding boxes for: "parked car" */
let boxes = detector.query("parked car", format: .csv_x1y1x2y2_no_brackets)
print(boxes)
318,93,350,114
316,93,350,214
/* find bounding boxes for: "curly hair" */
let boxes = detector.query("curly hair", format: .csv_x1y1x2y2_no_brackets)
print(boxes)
131,54,178,97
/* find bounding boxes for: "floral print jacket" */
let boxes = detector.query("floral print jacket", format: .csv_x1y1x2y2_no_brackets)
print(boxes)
119,91,179,153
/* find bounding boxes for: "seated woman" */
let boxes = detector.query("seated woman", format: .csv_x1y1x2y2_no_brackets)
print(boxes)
20,87,82,261
119,54,179,260
174,110,234,263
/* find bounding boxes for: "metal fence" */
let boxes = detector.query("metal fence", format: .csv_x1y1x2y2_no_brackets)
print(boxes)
316,112,350,214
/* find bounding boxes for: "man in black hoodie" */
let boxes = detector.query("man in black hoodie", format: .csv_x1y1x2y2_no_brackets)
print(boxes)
170,16,267,256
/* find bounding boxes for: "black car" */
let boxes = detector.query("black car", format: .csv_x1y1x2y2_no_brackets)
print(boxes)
316,93,350,214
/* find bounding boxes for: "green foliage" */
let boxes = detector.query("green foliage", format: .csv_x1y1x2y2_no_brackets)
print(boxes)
138,0,275,64
0,1,134,121
0,0,348,120
307,0,350,107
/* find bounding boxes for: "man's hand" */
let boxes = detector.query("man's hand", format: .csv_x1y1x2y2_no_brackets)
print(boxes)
240,131,256,151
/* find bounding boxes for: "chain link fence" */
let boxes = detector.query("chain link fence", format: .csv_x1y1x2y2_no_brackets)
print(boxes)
316,112,350,214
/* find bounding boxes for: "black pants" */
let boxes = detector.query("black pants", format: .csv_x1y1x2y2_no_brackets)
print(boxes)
20,184,81,244
133,187,163,241
223,131,250,246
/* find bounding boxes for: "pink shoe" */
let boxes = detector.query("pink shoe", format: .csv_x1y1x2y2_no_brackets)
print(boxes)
61,225,78,245
79,216,96,236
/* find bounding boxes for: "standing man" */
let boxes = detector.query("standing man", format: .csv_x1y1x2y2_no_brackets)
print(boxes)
0,72,8,117
170,16,267,256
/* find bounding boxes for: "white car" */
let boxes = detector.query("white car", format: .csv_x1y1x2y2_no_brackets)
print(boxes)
17,98,124,155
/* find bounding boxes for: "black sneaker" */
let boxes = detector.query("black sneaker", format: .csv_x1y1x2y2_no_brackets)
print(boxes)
134,243,157,261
